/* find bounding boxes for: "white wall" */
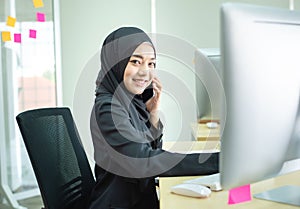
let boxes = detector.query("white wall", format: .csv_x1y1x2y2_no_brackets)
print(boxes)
60,0,151,107
154,0,291,141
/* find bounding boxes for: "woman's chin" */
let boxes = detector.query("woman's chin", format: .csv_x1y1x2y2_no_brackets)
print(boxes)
129,88,145,95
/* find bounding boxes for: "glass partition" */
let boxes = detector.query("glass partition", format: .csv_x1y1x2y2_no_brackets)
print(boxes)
0,0,59,207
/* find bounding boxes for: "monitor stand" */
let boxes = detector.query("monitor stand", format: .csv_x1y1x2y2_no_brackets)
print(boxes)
253,185,300,206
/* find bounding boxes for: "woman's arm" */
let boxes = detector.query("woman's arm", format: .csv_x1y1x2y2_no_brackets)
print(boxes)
92,98,219,179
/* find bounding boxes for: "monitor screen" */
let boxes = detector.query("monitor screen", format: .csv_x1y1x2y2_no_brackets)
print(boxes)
220,2,300,190
194,48,225,123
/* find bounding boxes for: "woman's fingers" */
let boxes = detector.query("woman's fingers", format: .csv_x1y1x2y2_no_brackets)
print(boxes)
152,77,162,95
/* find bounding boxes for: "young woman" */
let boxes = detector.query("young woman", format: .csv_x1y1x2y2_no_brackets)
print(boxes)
89,26,219,209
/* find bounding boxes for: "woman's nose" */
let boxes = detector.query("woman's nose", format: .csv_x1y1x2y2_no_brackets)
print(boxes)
138,64,149,75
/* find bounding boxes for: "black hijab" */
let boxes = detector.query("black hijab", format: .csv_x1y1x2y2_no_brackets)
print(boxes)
95,27,156,135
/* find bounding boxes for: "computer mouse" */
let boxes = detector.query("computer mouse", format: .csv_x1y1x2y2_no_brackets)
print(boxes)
170,183,211,198
183,173,223,191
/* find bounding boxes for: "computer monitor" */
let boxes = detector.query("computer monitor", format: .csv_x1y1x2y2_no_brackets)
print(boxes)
220,2,300,204
194,48,224,123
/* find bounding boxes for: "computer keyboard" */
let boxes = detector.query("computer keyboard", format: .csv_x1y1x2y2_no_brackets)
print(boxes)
184,173,222,191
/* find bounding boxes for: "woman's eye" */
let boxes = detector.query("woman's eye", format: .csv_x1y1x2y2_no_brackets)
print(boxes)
149,62,156,68
130,60,141,65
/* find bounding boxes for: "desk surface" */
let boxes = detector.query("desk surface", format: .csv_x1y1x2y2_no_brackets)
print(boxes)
191,123,220,141
159,171,300,209
163,141,220,153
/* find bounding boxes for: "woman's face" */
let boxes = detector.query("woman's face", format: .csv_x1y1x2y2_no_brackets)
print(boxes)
123,42,156,95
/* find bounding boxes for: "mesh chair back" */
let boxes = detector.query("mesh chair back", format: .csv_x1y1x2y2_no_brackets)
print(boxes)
16,107,95,209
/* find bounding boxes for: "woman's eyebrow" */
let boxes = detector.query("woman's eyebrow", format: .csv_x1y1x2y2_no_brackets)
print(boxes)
131,54,156,60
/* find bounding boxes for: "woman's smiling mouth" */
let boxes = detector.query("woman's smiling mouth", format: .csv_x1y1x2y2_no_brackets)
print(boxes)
133,78,148,87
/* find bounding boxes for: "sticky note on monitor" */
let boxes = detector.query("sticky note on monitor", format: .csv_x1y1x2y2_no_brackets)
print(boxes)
6,16,16,27
32,0,44,8
2,31,11,42
228,184,252,205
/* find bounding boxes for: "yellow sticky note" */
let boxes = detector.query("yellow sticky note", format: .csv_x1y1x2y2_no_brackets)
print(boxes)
6,16,16,27
2,31,11,42
32,0,44,8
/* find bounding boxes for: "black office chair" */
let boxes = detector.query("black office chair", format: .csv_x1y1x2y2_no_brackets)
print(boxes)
16,107,95,209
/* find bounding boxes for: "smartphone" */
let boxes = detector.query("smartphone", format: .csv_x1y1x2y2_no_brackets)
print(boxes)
142,82,154,103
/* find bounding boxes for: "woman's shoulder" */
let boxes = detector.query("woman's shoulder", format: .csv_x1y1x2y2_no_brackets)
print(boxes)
95,91,112,103
95,92,127,113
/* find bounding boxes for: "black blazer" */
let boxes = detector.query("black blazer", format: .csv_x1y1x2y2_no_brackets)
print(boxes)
88,97,219,209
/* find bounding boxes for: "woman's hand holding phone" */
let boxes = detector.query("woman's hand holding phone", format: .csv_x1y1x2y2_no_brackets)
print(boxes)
146,76,162,128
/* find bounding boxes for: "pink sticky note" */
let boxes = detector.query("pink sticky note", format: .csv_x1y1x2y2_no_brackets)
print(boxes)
36,12,45,22
29,29,37,38
14,33,21,43
228,184,252,205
